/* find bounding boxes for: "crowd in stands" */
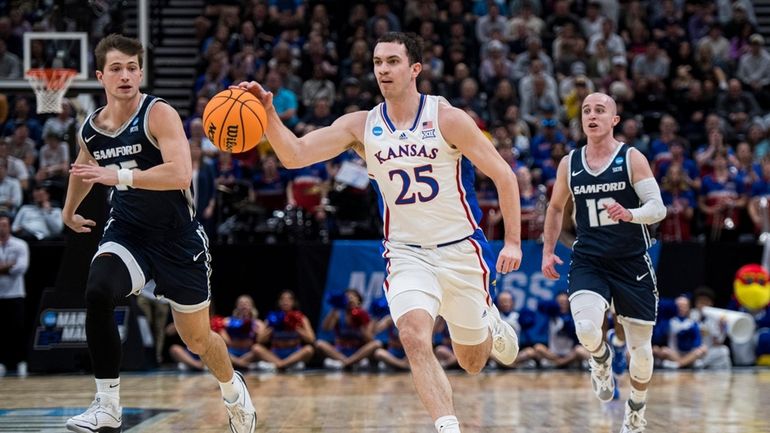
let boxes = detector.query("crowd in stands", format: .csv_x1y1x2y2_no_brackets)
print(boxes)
3,0,770,373
2,1,770,243
157,285,770,373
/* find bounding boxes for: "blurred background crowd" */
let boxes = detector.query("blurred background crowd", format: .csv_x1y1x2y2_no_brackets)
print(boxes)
1,0,770,375
2,0,770,245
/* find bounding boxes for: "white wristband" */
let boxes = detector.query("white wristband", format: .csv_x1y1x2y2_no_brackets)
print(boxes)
117,168,134,187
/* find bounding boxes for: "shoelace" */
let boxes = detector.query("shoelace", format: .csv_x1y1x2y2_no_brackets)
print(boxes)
227,402,248,425
591,359,612,391
76,398,115,423
82,399,104,416
627,410,647,433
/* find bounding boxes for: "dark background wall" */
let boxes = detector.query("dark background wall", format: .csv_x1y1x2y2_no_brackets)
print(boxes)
25,240,764,334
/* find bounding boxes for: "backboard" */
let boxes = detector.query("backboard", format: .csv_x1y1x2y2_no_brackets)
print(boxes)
0,0,148,91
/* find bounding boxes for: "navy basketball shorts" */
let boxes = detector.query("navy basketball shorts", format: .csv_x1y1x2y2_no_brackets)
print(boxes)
94,219,212,313
567,251,658,325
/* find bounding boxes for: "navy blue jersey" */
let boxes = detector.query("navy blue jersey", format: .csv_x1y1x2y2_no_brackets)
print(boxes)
568,144,651,258
80,94,194,232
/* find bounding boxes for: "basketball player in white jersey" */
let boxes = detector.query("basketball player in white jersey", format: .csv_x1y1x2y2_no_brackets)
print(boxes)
237,32,522,433
542,93,666,432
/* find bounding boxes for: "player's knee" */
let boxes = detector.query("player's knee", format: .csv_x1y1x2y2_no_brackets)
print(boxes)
180,328,212,355
84,283,112,310
629,343,653,383
575,319,603,352
85,273,117,310
398,324,431,355
85,255,129,310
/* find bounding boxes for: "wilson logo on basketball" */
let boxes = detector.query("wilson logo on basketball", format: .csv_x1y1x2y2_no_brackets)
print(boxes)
225,125,239,150
202,88,267,153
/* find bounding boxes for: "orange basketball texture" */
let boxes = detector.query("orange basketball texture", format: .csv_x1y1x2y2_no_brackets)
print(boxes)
202,89,266,153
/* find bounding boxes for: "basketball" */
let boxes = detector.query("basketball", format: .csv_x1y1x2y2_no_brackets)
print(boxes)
202,88,267,153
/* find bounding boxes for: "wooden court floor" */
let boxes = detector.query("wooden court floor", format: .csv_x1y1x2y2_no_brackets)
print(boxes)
0,369,769,432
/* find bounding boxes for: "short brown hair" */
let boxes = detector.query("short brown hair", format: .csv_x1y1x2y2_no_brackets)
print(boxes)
94,34,144,71
376,32,423,65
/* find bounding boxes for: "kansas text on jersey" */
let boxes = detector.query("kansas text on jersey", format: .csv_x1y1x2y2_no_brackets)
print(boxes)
79,94,194,232
568,143,651,257
364,94,483,246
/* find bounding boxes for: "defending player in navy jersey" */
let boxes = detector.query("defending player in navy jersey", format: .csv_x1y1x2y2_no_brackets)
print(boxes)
238,32,521,433
541,93,666,433
62,34,256,433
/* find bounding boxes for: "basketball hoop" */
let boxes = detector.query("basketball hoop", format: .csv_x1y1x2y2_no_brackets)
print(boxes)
25,68,77,114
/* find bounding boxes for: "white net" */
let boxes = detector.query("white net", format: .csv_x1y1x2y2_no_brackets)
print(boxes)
25,69,77,114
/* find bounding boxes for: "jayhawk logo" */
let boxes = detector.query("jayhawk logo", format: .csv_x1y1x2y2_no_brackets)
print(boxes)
734,264,770,311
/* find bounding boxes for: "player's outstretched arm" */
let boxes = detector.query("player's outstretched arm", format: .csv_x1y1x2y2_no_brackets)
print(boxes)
235,81,364,167
63,145,97,233
439,106,522,274
542,156,570,280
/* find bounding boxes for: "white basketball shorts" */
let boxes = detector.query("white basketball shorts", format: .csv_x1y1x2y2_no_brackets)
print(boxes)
382,231,496,342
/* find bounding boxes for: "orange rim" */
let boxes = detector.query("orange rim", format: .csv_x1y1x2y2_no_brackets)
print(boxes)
26,68,77,90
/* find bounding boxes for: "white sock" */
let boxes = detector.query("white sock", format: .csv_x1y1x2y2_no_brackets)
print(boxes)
592,343,608,361
435,415,460,433
630,387,647,405
95,378,120,402
612,334,625,347
219,374,239,403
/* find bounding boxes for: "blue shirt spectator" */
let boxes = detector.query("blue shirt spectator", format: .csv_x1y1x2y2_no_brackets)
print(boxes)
265,71,299,128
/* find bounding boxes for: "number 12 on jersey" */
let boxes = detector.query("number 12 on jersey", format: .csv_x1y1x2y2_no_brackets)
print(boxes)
585,197,618,227
389,165,439,205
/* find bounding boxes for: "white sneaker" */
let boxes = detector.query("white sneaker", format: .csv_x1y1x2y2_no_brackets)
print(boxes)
287,361,305,372
177,362,189,372
488,305,519,365
16,361,27,377
256,361,277,372
588,344,615,402
620,400,647,433
539,358,555,369
224,371,257,433
0,363,6,377
661,359,679,369
323,358,344,370
65,393,122,433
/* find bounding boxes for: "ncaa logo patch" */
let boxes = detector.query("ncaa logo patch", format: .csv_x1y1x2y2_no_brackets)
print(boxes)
129,117,139,133
373,126,383,137
615,156,624,165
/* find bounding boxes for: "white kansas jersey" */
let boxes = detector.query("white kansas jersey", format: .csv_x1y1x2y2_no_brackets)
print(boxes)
364,94,483,246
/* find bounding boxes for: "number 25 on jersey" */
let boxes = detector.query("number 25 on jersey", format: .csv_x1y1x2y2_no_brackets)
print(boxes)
389,164,439,205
